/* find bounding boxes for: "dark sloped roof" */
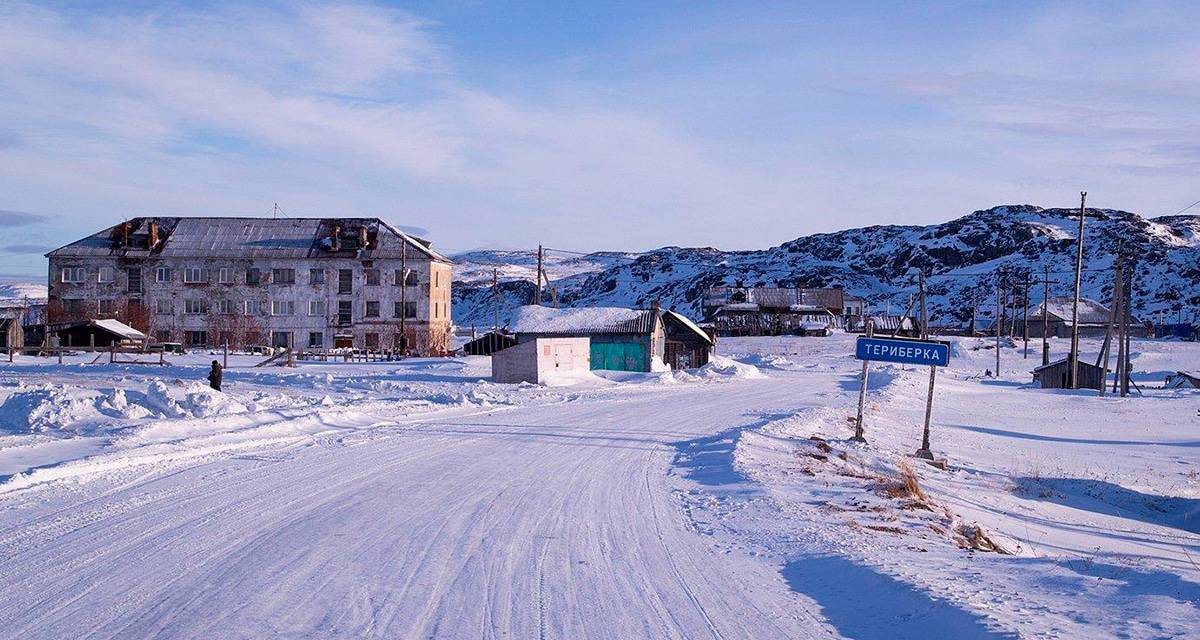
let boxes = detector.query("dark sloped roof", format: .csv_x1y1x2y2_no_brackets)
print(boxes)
47,217,449,263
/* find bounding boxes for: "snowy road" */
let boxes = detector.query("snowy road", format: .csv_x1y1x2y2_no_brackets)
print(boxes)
0,377,829,639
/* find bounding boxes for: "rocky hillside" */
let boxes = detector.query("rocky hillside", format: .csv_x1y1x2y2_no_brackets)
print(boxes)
453,205,1200,328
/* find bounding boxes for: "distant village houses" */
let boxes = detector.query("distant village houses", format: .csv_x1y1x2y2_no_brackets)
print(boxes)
702,286,864,336
45,217,453,355
1025,296,1148,339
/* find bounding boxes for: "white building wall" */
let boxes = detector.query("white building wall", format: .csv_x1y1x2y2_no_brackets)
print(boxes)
492,337,590,384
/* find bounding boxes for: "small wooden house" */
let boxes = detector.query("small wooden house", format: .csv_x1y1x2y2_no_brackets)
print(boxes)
1032,357,1104,391
1164,371,1199,389
492,337,590,384
662,309,715,369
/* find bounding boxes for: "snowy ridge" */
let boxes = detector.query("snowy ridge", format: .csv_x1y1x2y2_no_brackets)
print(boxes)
453,205,1200,327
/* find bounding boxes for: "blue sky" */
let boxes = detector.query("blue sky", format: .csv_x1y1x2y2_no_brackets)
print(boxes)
1,1,1198,278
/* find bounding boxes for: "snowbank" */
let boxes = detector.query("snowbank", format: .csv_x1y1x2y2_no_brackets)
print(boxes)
697,355,766,379
0,385,99,432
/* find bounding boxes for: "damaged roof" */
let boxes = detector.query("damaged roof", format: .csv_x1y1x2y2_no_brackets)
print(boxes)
46,217,450,263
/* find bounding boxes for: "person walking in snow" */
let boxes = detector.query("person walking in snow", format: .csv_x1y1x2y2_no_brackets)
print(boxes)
208,360,223,391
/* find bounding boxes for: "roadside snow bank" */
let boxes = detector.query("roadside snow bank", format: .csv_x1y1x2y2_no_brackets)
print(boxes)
185,383,248,418
698,355,766,379
0,385,99,432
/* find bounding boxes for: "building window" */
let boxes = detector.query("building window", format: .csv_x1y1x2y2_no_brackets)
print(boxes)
98,299,116,315
338,269,353,294
184,299,207,314
127,268,142,293
155,299,174,314
62,298,85,316
61,267,86,283
155,330,172,343
218,331,233,346
97,267,114,283
271,331,291,348
310,269,325,285
406,270,419,286
365,332,379,348
337,300,352,325
364,269,380,286
155,267,171,283
187,330,208,347
365,301,380,318
271,300,295,316
272,268,295,285
218,268,233,284
435,271,439,288
245,300,262,315
394,301,417,319
309,300,326,316
183,267,207,284
247,268,261,285
216,299,235,315
308,332,324,348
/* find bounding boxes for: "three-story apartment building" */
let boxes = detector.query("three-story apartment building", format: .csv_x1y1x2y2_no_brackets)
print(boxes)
46,217,453,355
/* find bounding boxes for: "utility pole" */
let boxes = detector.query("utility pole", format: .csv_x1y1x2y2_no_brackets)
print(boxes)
535,245,543,305
1022,271,1030,358
970,288,977,336
492,268,500,332
994,270,1002,377
1122,255,1135,397
1109,249,1124,396
400,241,408,353
918,270,928,340
1068,191,1087,389
1042,264,1051,366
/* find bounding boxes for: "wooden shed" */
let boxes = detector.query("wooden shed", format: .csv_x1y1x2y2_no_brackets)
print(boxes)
1032,357,1105,391
53,318,147,348
492,337,591,384
662,310,715,369
512,305,665,372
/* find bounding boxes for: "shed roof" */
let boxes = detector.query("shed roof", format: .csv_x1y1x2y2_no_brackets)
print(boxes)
1033,297,1112,325
1033,357,1102,373
663,310,714,346
512,305,657,335
47,217,449,263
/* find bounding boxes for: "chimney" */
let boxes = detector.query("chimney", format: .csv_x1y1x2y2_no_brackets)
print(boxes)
121,221,130,248
331,225,341,251
359,227,369,249
149,221,160,248
650,300,661,313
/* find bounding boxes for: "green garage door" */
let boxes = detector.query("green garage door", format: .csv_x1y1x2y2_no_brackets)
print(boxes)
590,341,646,372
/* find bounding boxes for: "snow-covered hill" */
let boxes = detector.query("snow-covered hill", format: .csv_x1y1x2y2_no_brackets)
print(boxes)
0,281,47,303
453,205,1200,327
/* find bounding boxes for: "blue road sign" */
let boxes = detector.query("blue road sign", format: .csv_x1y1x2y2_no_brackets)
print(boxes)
855,336,950,367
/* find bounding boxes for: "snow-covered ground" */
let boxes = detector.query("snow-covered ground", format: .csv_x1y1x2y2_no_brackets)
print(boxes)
0,335,1196,638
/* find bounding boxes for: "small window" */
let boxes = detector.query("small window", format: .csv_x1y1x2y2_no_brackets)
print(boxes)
365,332,379,348
61,267,86,283
183,267,207,284
364,269,380,286
155,267,171,283
309,269,325,285
187,330,208,346
338,269,353,294
271,268,295,285
435,271,439,288
405,270,419,286
218,268,233,284
402,301,417,319
271,300,295,316
184,299,207,314
337,300,352,325
365,301,380,317
97,267,114,283
155,330,172,343
246,268,261,285
218,331,233,346
98,299,116,315
309,300,326,316
245,300,262,315
217,299,235,314
393,269,405,286
308,332,324,348
155,299,174,314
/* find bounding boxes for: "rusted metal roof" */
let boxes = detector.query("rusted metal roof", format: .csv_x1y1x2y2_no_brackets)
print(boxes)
46,217,450,263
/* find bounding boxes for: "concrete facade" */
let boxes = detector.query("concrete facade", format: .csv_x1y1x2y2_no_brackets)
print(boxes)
46,217,453,355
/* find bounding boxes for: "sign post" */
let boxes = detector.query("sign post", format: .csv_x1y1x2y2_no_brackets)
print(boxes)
853,335,950,458
851,320,873,442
